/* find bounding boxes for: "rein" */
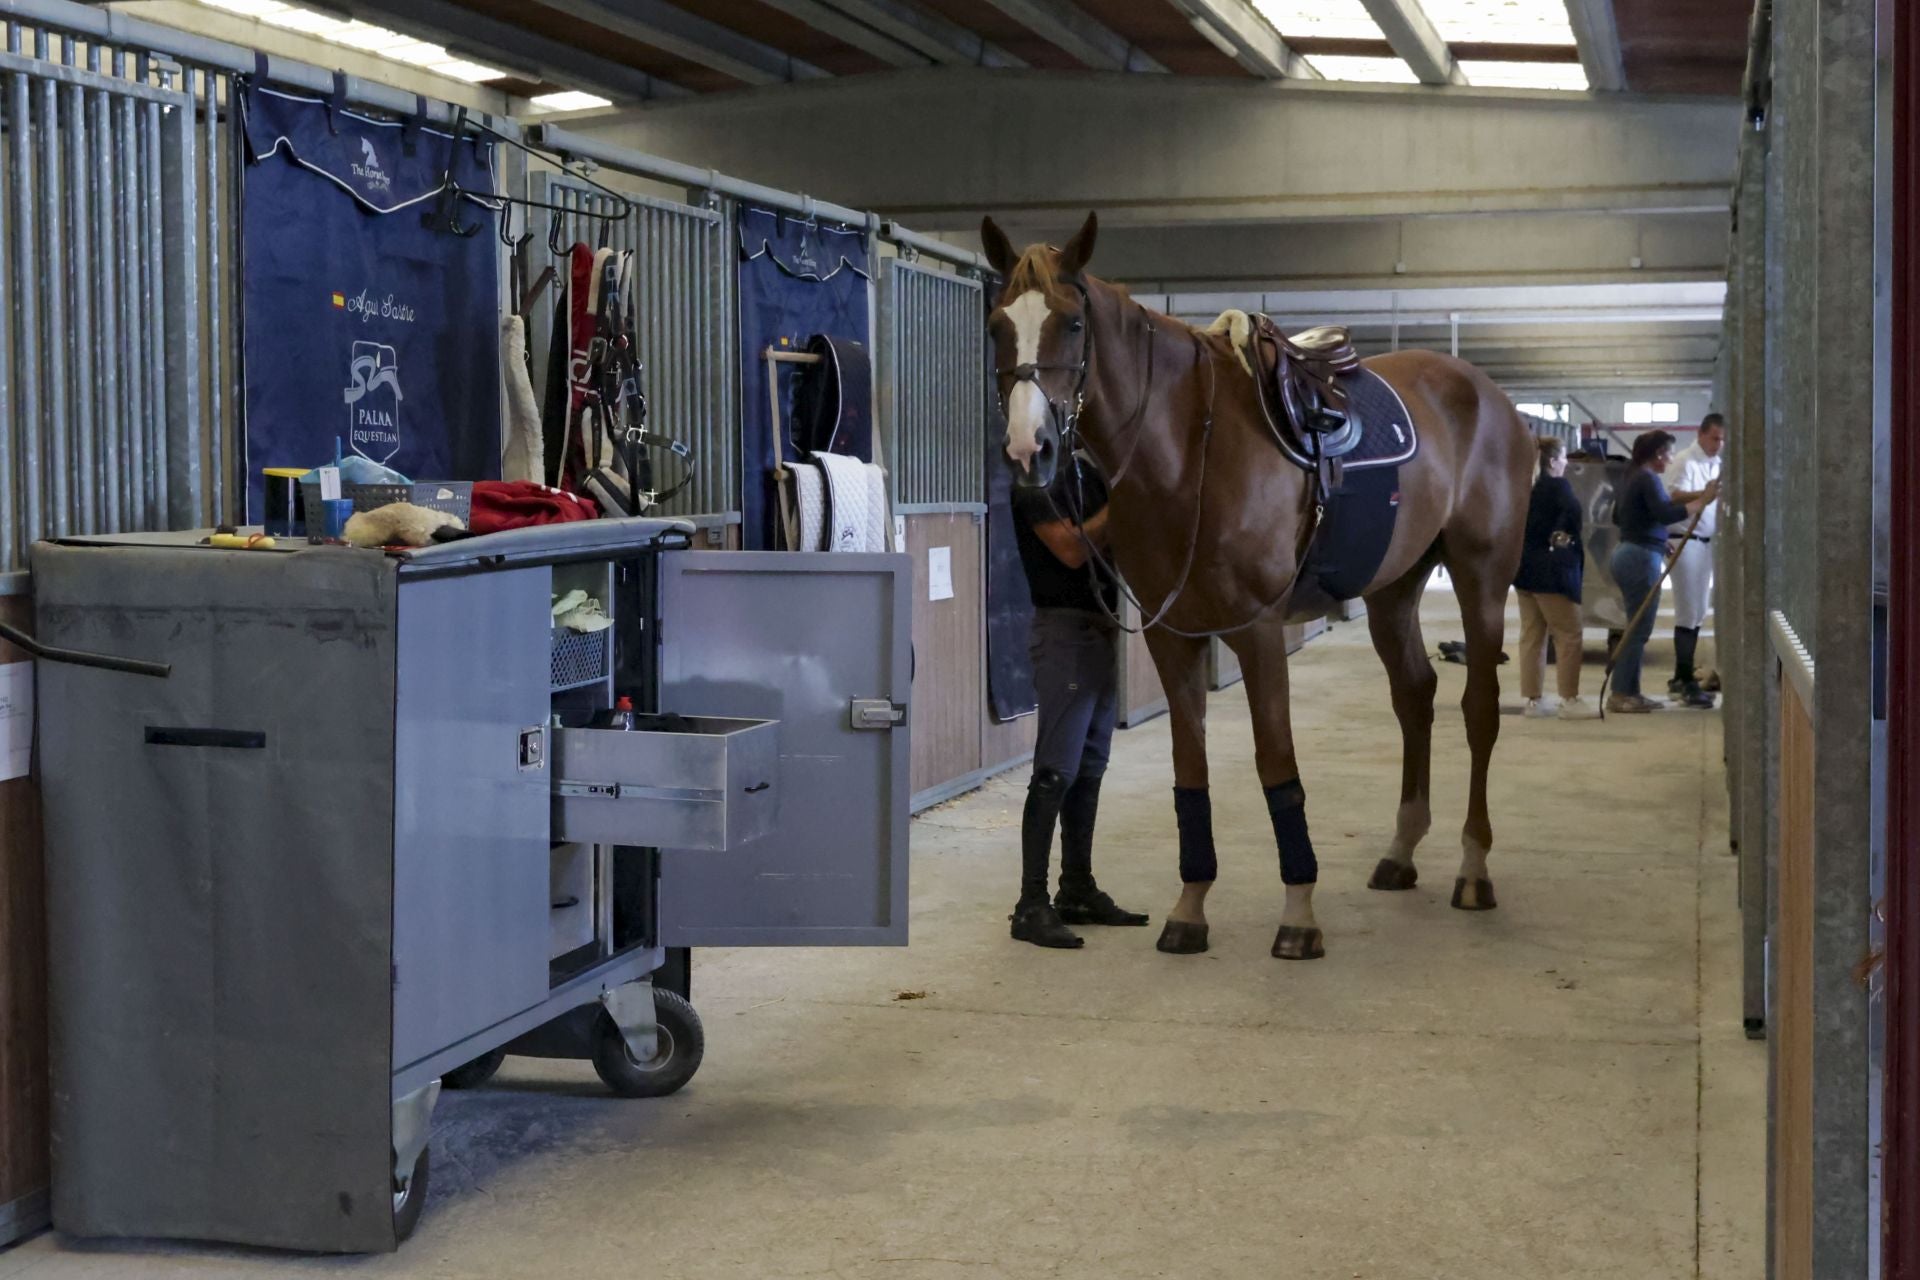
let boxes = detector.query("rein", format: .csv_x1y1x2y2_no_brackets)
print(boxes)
1043,312,1318,641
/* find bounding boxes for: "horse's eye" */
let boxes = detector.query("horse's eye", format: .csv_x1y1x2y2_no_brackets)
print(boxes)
1067,317,1084,333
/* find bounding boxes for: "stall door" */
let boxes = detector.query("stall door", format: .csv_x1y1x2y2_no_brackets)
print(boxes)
657,551,910,945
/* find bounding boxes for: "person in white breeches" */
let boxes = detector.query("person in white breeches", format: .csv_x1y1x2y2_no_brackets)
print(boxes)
1663,413,1725,697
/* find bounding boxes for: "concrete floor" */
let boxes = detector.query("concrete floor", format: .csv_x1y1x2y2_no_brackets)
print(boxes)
2,592,1764,1280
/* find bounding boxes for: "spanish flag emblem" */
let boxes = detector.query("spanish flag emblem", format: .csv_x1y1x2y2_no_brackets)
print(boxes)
331,292,346,308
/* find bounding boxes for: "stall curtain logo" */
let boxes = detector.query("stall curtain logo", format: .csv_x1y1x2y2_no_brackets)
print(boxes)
332,287,418,326
351,137,392,194
343,341,404,463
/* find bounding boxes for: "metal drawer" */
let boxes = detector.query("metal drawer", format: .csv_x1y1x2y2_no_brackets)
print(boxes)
550,717,778,851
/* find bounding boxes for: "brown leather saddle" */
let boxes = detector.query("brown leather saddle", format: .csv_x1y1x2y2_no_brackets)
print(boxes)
1243,315,1365,500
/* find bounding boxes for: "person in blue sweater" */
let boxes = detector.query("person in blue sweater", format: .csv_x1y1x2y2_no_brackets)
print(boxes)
1514,437,1599,719
1609,431,1720,713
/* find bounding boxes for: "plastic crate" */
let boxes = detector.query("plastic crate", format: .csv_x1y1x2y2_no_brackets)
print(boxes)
550,626,611,692
300,480,473,532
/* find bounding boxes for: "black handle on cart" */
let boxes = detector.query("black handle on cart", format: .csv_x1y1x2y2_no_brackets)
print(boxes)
0,620,171,679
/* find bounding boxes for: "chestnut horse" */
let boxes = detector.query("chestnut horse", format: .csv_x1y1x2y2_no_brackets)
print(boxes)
982,213,1532,960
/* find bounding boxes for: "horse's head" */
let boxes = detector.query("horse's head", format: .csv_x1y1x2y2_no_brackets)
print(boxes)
982,212,1099,490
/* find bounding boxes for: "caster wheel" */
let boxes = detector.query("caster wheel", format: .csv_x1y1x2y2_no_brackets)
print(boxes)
392,1144,431,1244
441,1049,505,1090
591,988,705,1098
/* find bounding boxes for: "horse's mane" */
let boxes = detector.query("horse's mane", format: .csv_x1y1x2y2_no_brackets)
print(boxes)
1000,244,1138,310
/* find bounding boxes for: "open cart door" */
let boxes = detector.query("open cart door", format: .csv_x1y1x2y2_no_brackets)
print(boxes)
656,551,910,945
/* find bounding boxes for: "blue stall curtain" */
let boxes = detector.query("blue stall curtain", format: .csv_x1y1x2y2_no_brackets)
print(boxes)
239,83,501,520
737,207,871,549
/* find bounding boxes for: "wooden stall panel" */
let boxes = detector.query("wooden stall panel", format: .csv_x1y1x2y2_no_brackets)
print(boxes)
0,600,48,1243
908,514,984,802
1775,672,1815,1280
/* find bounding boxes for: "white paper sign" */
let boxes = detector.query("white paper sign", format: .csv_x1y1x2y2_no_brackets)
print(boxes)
928,546,954,601
894,515,907,555
317,466,342,501
0,662,32,782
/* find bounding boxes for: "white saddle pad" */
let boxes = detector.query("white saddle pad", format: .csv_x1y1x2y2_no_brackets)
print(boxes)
814,452,889,553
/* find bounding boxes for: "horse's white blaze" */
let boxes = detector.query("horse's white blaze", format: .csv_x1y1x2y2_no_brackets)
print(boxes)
1004,290,1051,470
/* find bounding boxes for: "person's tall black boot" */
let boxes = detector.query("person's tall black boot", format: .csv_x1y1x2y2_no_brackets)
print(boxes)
1010,769,1082,949
1672,625,1700,688
1669,626,1714,707
1053,775,1149,927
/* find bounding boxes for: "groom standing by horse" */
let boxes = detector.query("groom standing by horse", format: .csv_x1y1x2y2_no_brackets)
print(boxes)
1008,451,1152,949
983,212,1533,962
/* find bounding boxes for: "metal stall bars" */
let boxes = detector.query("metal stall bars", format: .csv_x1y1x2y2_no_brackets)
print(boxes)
522,170,738,524
878,226,988,511
3,0,534,580
0,21,201,589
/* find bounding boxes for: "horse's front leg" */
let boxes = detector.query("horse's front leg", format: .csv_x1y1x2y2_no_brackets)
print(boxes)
1143,627,1214,954
1229,618,1324,960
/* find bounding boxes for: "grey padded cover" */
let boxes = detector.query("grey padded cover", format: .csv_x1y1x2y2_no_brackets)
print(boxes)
32,543,401,1252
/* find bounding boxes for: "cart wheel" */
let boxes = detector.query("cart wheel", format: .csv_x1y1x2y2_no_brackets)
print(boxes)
440,1049,506,1090
591,988,705,1098
392,1144,431,1244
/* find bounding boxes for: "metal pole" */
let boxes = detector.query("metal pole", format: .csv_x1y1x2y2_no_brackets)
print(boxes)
160,60,200,527
11,52,44,552
39,30,69,538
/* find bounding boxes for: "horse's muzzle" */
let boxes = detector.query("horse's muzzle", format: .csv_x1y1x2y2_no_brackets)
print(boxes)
1011,422,1059,490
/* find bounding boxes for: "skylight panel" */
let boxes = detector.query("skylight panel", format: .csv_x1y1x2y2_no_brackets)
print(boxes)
1458,60,1589,90
1306,55,1421,83
1250,0,1389,42
1420,0,1577,46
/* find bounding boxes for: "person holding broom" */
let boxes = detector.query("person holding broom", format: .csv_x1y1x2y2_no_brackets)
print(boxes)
1607,430,1720,714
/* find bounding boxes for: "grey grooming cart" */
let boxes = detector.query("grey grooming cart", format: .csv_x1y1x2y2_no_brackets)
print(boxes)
31,519,909,1253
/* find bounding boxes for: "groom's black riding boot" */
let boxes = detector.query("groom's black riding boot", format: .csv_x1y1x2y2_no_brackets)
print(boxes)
1673,625,1700,687
1053,775,1149,927
1011,769,1082,949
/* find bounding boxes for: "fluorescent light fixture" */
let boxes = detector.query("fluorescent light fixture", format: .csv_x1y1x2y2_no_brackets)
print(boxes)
528,91,614,113
261,7,351,35
1250,0,1386,41
197,0,291,15
1305,55,1419,83
189,0,504,82
1420,0,1576,45
1458,59,1589,90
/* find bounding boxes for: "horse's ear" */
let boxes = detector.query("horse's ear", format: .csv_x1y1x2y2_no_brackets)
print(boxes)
980,216,1017,277
1057,211,1098,277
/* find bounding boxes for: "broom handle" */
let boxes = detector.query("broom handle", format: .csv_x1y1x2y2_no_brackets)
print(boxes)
1598,498,1709,706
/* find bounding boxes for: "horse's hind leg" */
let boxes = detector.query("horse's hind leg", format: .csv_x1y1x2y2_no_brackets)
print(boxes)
1363,553,1440,891
1444,548,1509,911
1144,628,1214,954
1229,617,1324,960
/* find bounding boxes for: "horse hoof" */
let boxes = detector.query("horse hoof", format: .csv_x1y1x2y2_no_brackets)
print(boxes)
1156,920,1209,954
1451,877,1498,911
1367,859,1418,891
1270,925,1325,960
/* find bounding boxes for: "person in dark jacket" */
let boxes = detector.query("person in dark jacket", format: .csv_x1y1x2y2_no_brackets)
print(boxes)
1608,431,1719,713
1513,437,1598,720
1007,454,1150,949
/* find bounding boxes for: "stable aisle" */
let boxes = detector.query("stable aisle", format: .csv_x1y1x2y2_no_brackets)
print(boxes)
1,594,1764,1280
